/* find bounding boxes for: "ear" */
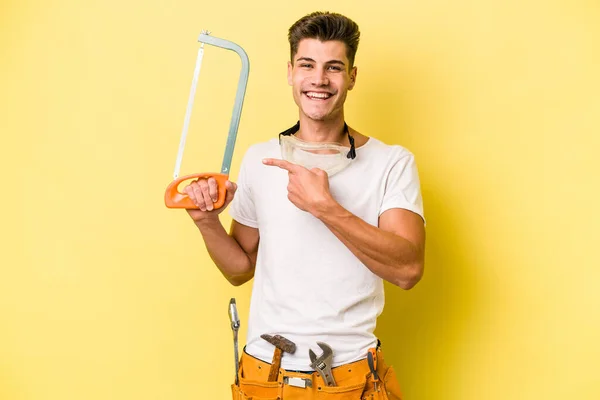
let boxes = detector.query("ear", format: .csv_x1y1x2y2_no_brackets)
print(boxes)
287,61,293,86
348,66,358,90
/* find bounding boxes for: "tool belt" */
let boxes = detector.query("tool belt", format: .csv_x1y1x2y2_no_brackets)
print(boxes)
231,346,403,400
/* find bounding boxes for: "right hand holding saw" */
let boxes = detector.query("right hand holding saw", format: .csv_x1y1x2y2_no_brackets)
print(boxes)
184,178,237,220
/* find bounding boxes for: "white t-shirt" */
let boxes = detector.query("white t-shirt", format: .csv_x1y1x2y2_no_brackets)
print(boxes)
229,136,424,370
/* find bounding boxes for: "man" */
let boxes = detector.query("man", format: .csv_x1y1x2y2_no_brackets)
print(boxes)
184,11,425,400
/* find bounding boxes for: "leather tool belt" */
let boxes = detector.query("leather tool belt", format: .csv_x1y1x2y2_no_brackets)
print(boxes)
231,346,403,400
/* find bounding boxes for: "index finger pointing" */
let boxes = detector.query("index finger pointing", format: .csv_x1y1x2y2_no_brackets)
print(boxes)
262,158,299,172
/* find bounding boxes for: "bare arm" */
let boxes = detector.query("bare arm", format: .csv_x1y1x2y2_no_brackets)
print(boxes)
263,158,425,289
185,178,259,286
317,205,425,289
194,218,258,286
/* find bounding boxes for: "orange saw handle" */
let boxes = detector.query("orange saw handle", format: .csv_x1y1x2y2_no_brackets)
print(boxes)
164,173,229,209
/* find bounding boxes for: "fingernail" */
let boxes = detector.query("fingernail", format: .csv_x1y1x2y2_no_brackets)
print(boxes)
206,205,213,211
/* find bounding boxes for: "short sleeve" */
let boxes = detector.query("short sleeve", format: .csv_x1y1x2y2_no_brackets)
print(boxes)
229,151,258,228
379,151,425,224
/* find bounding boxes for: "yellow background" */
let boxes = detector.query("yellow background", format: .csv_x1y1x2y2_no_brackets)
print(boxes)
1,0,599,399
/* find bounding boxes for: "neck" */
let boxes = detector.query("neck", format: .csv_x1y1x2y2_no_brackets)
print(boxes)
296,115,347,144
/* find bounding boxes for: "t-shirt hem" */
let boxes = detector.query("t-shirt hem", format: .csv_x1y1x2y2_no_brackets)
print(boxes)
379,204,426,225
229,211,259,229
245,348,369,370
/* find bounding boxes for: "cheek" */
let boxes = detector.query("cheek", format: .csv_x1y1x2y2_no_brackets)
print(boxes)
341,79,354,93
294,76,306,88
293,72,312,86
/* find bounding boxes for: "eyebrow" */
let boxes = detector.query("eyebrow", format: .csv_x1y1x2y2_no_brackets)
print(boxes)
295,57,346,66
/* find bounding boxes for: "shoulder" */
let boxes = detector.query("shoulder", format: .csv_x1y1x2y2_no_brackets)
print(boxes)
359,137,416,164
351,127,415,160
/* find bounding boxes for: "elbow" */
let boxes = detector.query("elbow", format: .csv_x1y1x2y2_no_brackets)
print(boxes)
226,268,255,287
394,262,424,290
228,277,248,287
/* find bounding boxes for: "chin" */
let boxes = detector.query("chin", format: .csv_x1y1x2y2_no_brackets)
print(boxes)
306,113,325,121
301,108,330,121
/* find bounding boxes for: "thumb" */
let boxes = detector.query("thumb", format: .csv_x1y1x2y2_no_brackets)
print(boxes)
224,180,238,203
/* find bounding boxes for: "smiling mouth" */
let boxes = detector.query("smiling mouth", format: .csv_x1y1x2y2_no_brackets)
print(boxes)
304,91,333,100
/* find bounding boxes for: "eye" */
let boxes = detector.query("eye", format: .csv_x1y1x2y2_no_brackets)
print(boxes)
299,63,313,69
327,65,343,71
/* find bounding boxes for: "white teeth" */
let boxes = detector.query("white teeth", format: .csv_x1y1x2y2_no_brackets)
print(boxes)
305,92,331,99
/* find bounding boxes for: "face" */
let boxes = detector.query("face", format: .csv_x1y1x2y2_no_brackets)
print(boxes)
287,39,357,122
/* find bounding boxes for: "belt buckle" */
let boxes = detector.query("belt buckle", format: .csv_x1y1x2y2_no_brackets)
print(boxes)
284,376,312,388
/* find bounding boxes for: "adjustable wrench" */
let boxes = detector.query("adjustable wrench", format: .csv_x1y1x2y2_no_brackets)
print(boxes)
308,342,336,387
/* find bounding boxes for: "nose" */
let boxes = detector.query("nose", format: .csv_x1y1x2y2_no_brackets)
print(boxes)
310,66,329,86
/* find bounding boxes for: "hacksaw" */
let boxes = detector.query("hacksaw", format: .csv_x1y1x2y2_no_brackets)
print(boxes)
165,31,250,209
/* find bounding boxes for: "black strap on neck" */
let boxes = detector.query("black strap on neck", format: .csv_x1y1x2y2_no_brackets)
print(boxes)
278,121,356,159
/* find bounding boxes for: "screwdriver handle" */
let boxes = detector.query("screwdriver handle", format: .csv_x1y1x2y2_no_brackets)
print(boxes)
367,348,379,380
229,298,240,386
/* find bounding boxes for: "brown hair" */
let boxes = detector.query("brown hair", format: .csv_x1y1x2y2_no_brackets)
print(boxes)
288,11,361,68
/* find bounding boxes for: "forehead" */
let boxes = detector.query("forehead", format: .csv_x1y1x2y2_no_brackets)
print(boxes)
294,38,349,63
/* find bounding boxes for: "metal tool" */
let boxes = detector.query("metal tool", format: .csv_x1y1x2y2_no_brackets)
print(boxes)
308,342,336,387
367,348,379,392
260,334,297,381
165,31,250,209
284,376,312,388
229,298,241,385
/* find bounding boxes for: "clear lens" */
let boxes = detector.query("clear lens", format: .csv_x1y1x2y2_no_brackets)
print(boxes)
280,135,353,176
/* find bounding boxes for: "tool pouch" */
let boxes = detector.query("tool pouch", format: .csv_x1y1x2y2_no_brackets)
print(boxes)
232,348,403,400
360,347,403,400
360,366,402,400
231,353,280,400
231,381,279,400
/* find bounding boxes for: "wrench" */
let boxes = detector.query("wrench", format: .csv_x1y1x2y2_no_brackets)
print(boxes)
308,342,336,387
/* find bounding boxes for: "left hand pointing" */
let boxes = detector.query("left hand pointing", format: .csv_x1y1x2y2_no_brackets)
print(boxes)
263,158,334,214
